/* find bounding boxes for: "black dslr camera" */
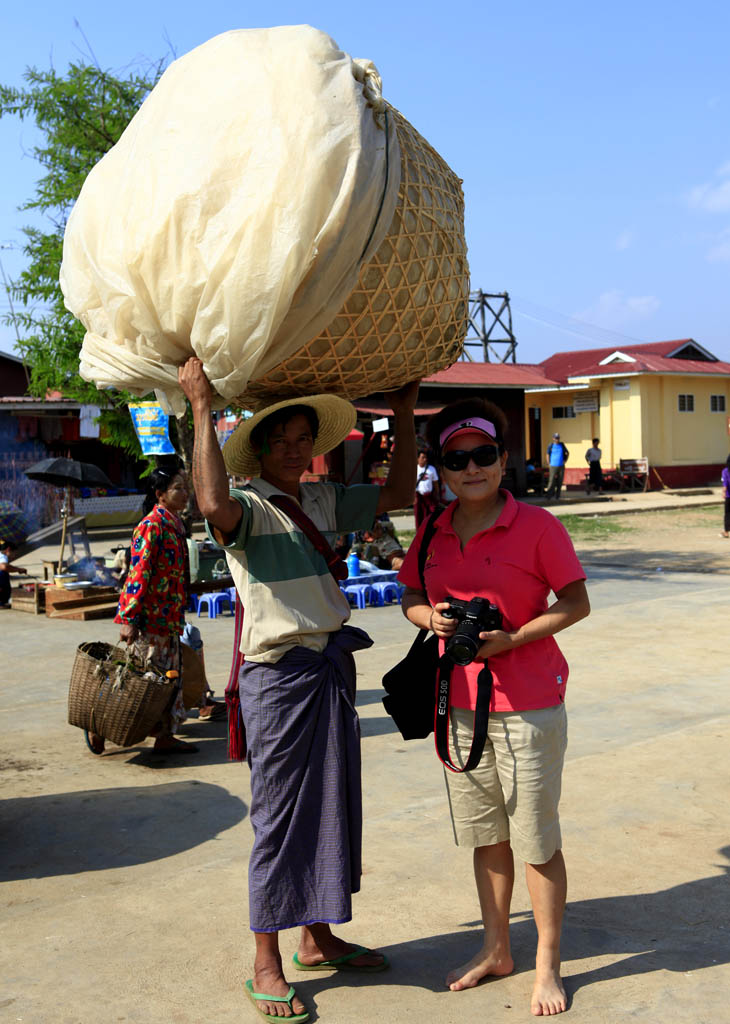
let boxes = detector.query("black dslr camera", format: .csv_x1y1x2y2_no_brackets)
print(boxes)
442,596,502,666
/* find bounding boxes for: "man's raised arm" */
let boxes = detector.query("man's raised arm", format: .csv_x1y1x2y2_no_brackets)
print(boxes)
178,358,242,541
376,380,419,515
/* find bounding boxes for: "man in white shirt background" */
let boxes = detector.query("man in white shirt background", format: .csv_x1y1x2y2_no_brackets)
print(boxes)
585,438,603,494
414,450,440,526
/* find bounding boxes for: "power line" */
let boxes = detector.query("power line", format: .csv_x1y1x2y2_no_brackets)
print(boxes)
511,294,651,350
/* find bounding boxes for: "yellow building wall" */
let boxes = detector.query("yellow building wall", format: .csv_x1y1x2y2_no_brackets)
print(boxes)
524,389,608,471
665,377,729,463
525,380,641,471
525,373,730,472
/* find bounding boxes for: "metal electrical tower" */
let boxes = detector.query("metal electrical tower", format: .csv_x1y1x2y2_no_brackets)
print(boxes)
461,290,517,363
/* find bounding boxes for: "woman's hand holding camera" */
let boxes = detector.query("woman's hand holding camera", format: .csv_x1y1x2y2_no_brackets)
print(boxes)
475,629,517,660
429,602,459,639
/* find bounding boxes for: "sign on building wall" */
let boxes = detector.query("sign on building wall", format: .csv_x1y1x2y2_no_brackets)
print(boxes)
572,391,599,413
614,380,631,390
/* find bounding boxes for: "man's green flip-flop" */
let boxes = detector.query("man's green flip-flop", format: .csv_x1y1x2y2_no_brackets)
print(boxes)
292,945,389,973
244,979,309,1023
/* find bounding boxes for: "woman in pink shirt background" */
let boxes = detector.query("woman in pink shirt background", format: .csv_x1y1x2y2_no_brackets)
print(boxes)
399,397,590,1017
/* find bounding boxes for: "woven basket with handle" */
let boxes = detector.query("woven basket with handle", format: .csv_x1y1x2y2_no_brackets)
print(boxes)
236,108,469,409
67,641,176,747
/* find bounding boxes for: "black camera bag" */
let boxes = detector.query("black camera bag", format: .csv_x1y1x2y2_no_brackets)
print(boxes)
381,508,442,739
381,507,493,772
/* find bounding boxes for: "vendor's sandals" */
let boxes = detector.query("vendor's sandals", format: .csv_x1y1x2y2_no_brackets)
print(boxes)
151,737,199,755
292,945,389,973
244,980,309,1023
84,731,105,755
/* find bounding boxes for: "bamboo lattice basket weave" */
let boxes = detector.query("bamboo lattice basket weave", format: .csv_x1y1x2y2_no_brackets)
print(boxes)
236,108,469,409
68,641,175,747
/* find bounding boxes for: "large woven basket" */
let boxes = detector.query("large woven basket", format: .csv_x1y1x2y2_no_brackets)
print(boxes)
236,107,469,409
67,641,175,747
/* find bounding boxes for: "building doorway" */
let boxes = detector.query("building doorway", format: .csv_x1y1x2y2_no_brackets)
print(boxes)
528,407,542,464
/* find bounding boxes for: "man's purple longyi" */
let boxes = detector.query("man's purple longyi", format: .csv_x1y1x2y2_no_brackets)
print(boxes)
241,625,373,932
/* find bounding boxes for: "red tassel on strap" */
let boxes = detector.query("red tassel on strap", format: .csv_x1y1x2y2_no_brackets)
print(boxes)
225,597,247,761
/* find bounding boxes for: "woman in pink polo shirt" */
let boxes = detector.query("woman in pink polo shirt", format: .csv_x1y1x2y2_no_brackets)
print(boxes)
399,397,590,1017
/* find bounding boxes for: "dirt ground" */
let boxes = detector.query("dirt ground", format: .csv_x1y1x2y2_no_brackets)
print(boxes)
567,504,730,575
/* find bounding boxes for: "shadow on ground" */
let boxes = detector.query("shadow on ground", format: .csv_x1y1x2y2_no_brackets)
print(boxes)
359,717,399,739
0,780,246,880
291,845,730,1016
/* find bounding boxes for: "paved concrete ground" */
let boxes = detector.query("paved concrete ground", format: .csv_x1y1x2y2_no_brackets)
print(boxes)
2,505,729,1023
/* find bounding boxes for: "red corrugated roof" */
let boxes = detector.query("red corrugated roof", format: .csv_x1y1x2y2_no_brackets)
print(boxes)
564,354,730,378
423,361,560,388
354,401,443,415
540,340,730,384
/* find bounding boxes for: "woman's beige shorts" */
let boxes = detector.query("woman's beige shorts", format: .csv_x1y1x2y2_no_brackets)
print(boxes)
443,703,567,865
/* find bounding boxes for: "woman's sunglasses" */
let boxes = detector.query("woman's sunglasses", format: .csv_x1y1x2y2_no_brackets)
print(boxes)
442,444,500,472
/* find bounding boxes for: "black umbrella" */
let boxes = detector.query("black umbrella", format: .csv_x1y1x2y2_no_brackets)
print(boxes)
25,457,114,490
25,458,116,570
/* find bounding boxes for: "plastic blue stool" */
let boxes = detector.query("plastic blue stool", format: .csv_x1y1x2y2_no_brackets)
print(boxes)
197,591,233,619
187,593,199,612
370,581,401,606
342,583,372,610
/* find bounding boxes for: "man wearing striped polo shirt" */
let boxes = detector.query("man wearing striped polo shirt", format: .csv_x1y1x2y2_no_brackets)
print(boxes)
179,357,417,1023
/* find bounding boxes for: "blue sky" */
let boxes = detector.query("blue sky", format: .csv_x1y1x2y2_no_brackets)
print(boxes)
1,0,729,366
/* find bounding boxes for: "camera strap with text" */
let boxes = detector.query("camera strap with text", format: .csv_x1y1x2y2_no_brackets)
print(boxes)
434,655,492,773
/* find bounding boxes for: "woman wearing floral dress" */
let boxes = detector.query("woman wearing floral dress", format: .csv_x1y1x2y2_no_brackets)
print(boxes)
87,467,199,755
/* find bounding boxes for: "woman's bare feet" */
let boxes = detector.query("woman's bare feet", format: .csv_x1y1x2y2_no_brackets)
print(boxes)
445,945,514,990
531,965,567,1015
251,960,306,1019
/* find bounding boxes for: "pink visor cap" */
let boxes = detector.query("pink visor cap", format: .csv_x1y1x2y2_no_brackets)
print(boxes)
439,417,497,449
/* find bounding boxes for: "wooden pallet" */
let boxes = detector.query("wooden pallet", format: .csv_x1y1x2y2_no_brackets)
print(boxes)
47,600,120,621
44,586,118,621
11,584,46,614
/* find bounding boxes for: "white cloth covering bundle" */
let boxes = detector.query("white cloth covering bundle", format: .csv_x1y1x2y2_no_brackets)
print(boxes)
61,26,401,414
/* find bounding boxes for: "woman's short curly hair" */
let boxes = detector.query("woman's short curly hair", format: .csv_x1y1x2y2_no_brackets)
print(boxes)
425,397,509,464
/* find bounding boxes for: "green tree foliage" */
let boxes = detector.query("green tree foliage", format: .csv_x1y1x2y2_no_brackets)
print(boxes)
0,61,166,462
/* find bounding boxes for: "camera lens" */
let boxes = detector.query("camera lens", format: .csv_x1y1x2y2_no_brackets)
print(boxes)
446,637,478,666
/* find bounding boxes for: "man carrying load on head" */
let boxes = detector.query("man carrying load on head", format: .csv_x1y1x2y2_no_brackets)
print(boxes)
178,357,418,1023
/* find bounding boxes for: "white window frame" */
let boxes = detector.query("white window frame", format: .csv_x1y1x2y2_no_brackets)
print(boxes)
552,406,576,420
678,393,694,413
710,394,726,413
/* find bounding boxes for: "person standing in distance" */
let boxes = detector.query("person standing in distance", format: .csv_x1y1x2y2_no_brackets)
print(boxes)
178,357,418,1024
584,438,603,494
720,454,730,538
0,540,27,607
414,450,440,526
545,433,569,501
